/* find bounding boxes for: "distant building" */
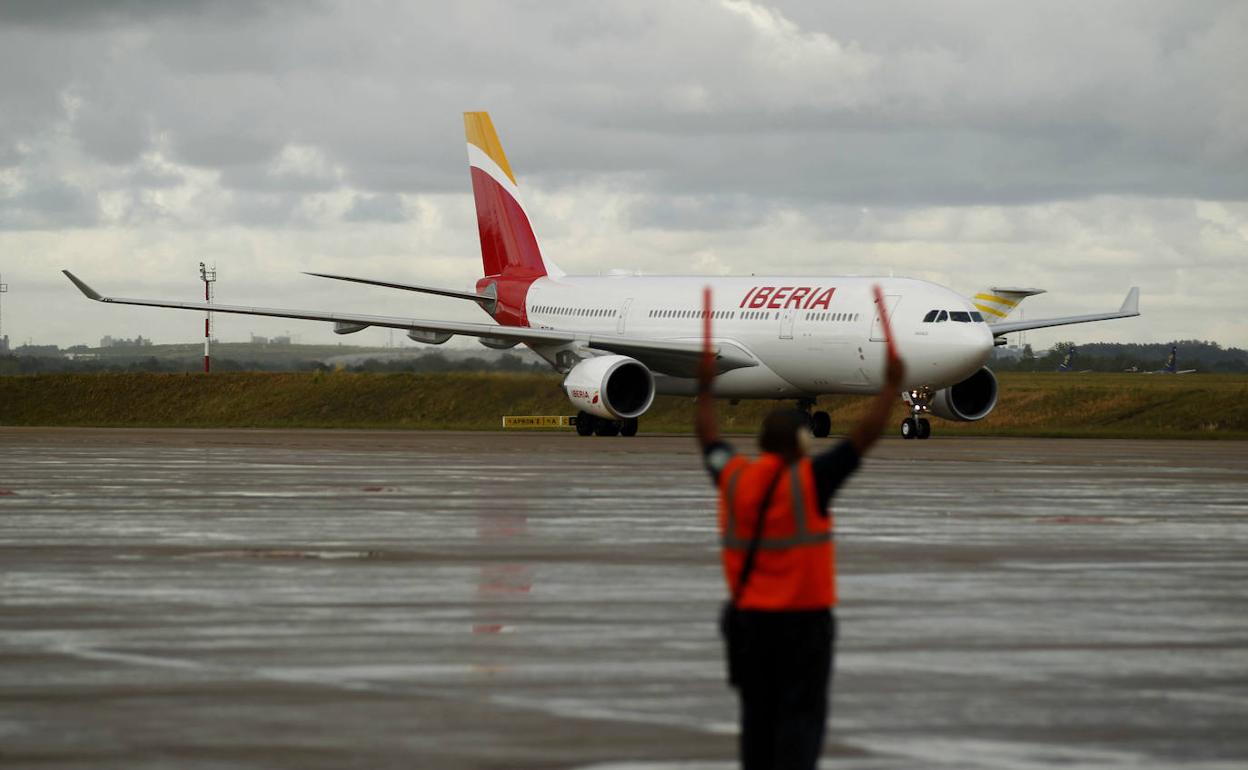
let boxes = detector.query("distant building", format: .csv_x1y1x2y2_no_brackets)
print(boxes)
0,335,8,353
271,335,292,346
250,334,269,345
992,345,1025,362
99,335,154,348
15,344,61,356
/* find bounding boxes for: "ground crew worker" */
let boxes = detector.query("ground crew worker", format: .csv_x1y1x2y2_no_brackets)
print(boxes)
697,351,905,770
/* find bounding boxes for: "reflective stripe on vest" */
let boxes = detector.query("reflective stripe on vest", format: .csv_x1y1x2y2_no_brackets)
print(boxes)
721,461,832,551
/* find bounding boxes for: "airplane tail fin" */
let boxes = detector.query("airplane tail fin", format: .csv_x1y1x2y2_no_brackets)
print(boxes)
972,287,1046,324
1162,345,1177,373
464,112,563,279
1057,345,1076,372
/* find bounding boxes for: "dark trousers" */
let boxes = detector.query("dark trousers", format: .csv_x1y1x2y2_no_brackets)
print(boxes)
730,609,836,770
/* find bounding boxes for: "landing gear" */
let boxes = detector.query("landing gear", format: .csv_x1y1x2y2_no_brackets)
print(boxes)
795,398,832,439
901,417,932,440
900,387,934,440
575,411,637,437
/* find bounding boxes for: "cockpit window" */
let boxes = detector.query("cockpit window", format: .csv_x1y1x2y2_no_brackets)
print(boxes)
922,310,939,323
935,310,948,322
969,311,984,322
950,311,972,322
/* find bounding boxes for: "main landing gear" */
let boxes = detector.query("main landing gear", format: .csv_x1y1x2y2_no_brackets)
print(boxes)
575,411,638,437
901,387,933,440
796,398,832,438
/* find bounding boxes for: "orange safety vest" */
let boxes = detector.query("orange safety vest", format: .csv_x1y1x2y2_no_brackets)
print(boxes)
718,453,836,610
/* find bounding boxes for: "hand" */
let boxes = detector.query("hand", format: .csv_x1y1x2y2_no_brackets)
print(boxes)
884,353,905,389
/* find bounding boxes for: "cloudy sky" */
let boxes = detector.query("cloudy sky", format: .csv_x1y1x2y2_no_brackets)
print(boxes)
1,0,1245,351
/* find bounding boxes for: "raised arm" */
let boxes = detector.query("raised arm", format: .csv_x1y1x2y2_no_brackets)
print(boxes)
696,364,720,451
848,353,905,456
695,345,720,450
695,286,720,451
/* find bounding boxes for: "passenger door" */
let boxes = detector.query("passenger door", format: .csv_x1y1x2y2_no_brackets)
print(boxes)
870,295,901,342
779,308,795,340
617,298,633,334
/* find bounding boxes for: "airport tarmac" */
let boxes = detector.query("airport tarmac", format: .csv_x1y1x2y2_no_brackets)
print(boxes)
1,428,1246,769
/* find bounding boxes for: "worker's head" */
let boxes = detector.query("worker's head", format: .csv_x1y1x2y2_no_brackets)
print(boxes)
758,408,813,459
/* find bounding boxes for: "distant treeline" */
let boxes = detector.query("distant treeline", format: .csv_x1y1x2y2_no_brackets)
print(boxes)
0,351,547,376
993,340,1246,373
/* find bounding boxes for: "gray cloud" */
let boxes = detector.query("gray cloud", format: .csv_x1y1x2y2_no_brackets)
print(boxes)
344,193,408,224
0,179,97,229
2,0,1243,210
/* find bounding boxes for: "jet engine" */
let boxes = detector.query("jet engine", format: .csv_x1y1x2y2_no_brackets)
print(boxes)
929,367,998,422
561,355,655,420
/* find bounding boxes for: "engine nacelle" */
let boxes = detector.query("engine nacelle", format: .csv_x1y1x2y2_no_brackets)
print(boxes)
930,367,998,422
562,355,655,420
407,329,452,345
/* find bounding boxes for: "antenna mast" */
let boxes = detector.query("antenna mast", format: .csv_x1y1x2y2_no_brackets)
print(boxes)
0,274,8,350
199,263,217,373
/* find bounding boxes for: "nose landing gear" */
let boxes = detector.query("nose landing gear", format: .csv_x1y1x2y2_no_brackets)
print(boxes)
900,416,931,440
901,387,934,440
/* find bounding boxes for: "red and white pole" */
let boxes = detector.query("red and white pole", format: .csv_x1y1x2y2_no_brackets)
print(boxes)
199,263,216,373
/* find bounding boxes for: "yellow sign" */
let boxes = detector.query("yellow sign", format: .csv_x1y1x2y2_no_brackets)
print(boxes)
502,415,574,429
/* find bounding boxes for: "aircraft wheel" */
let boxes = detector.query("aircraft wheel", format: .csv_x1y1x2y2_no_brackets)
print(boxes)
620,418,639,437
576,412,596,436
916,418,931,440
900,417,917,440
595,419,620,437
810,411,831,438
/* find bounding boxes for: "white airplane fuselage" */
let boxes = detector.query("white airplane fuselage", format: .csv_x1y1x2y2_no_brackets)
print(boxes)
519,274,993,398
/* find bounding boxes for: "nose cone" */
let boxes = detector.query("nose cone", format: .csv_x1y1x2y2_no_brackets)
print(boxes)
959,322,995,372
901,320,994,388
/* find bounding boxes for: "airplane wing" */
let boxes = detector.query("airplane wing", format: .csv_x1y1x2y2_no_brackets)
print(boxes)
62,271,757,376
989,287,1139,336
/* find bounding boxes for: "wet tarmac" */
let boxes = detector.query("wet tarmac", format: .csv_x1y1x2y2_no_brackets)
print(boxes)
1,428,1246,769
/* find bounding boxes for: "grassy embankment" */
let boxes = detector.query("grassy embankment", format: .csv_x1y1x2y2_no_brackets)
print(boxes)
1,371,1245,438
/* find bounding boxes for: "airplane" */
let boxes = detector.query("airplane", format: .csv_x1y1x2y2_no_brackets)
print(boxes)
1126,345,1195,374
62,112,1142,440
1056,345,1091,373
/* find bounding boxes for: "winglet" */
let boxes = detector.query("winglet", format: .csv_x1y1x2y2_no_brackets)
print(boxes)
62,270,103,301
1120,286,1140,315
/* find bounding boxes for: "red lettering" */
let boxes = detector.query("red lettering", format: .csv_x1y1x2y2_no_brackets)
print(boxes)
739,287,758,308
809,287,836,310
768,286,793,309
749,286,774,309
786,287,810,308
